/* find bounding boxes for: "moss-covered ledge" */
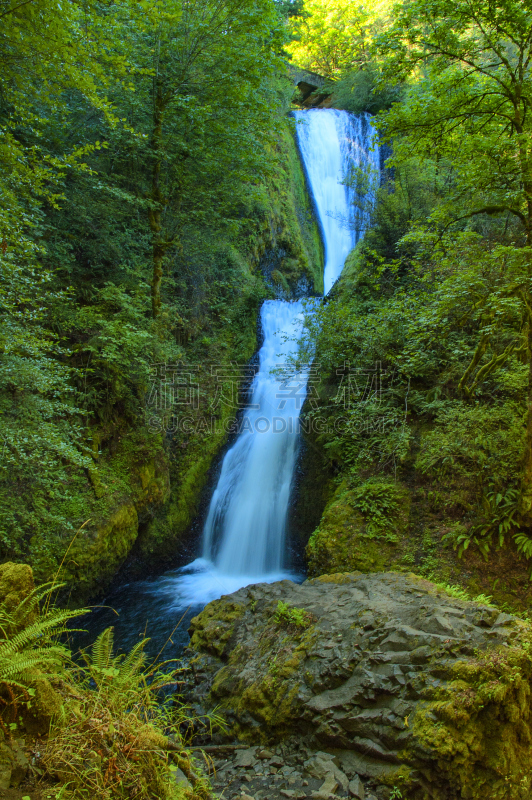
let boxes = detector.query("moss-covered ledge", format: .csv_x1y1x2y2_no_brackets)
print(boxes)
306,479,410,577
24,426,170,604
186,571,532,799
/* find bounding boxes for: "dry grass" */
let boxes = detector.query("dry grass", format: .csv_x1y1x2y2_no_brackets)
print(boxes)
38,628,216,800
43,691,185,799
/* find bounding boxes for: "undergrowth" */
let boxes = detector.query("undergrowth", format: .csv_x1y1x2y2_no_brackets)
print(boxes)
435,583,494,607
42,627,214,800
350,480,403,542
0,575,216,800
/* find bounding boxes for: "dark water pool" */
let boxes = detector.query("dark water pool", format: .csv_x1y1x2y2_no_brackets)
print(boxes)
69,559,303,662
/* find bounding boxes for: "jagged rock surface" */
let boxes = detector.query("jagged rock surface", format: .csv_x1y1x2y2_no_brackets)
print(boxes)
187,571,532,800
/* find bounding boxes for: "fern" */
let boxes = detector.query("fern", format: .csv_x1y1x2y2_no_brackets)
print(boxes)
77,627,179,714
451,486,520,560
0,584,85,705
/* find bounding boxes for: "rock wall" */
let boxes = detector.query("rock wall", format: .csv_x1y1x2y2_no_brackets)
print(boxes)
187,571,532,800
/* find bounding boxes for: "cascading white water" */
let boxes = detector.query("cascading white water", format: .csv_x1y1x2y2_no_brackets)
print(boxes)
202,300,306,576
294,109,379,294
152,109,378,608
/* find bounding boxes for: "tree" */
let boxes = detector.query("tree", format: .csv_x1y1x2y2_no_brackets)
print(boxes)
287,0,391,79
376,0,532,522
0,0,290,568
127,0,285,317
275,0,305,17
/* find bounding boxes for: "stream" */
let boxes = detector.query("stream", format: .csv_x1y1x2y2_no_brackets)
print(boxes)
75,109,379,661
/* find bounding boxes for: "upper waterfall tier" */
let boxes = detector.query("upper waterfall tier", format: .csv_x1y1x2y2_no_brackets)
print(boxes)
294,109,379,294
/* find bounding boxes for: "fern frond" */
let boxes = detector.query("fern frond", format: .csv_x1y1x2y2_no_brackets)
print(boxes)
87,626,115,674
0,588,86,698
0,609,82,657
0,645,69,677
119,638,149,681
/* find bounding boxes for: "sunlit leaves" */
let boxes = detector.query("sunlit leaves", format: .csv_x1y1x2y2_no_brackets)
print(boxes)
287,0,393,78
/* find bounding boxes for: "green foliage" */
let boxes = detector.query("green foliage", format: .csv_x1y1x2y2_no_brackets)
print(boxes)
275,0,305,17
76,626,182,714
389,789,404,800
42,626,214,799
350,481,402,542
287,0,392,79
274,600,313,628
0,570,215,800
444,486,521,561
375,0,532,523
435,583,494,607
0,0,300,586
0,585,81,698
296,110,530,572
331,67,402,115
286,0,532,590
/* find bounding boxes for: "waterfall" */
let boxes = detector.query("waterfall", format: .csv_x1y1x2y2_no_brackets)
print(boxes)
161,110,378,607
202,300,306,575
294,110,379,294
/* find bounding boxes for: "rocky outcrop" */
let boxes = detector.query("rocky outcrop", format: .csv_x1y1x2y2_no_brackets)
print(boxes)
188,571,532,800
305,482,410,578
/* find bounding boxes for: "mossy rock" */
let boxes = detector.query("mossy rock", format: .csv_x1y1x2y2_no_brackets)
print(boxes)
186,572,532,798
54,448,170,602
21,426,172,603
0,562,36,628
189,599,246,658
306,480,409,577
23,674,64,735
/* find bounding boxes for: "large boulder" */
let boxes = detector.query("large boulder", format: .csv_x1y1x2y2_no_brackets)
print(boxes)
188,572,532,800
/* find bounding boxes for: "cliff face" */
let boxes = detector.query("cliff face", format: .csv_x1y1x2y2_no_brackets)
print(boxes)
187,571,532,800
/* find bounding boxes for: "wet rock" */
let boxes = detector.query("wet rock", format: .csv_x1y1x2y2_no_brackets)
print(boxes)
303,755,347,791
280,766,295,776
257,749,275,759
311,772,338,799
188,571,532,799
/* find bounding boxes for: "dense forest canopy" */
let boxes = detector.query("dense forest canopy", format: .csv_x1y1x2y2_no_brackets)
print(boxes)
0,0,293,582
